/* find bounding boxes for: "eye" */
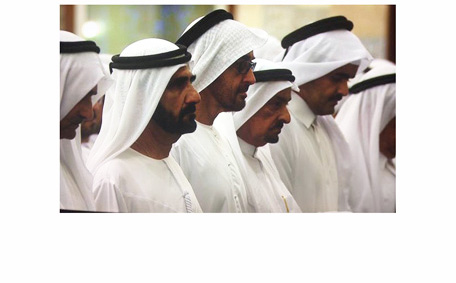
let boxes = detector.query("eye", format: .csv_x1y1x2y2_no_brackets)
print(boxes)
331,74,349,83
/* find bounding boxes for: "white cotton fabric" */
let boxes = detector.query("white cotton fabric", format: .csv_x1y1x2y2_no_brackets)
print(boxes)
60,31,113,211
92,148,202,213
269,27,373,212
182,17,268,92
81,134,98,164
250,28,284,60
61,129,96,210
171,122,248,212
238,140,301,213
60,31,111,120
86,38,202,213
214,59,301,212
270,94,346,212
335,63,396,212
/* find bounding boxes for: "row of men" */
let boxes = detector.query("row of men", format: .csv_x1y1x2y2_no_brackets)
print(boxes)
60,10,396,213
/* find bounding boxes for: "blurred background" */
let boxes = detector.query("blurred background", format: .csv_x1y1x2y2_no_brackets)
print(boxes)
60,4,395,62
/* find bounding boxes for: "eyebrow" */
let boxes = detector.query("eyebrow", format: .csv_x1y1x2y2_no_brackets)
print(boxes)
236,54,255,62
332,72,354,79
168,74,196,87
88,89,98,96
269,95,290,104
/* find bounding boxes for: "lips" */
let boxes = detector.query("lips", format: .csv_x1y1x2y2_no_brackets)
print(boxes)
330,94,343,102
271,123,284,132
69,122,81,129
182,104,196,115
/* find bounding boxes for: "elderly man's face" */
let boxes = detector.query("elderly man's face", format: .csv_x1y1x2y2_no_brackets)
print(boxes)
206,51,256,112
299,63,358,116
237,88,292,147
60,86,97,140
152,66,201,134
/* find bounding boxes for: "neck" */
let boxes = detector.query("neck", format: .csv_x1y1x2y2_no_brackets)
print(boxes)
130,120,180,160
195,89,224,125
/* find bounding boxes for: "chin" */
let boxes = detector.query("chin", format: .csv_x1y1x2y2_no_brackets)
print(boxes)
60,130,76,140
321,109,335,116
180,121,197,134
232,101,246,112
265,136,279,144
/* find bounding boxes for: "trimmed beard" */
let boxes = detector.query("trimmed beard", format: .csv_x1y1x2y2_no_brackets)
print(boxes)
152,101,197,135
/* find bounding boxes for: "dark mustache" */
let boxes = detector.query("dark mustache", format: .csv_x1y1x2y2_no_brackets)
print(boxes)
272,122,284,130
70,116,85,125
330,93,343,101
239,85,250,93
181,103,197,116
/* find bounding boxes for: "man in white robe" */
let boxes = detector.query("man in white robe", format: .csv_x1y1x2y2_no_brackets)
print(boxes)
86,38,202,213
336,61,396,212
171,9,268,212
216,59,301,212
60,31,112,212
269,16,373,212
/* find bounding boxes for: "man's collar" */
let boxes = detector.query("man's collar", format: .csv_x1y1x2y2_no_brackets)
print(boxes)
238,137,257,157
288,92,316,129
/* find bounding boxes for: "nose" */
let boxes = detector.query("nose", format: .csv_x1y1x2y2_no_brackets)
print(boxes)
80,98,94,122
185,84,201,105
338,82,350,96
243,68,256,85
280,107,291,124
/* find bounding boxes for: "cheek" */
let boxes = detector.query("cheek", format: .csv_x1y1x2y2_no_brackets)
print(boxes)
259,113,277,131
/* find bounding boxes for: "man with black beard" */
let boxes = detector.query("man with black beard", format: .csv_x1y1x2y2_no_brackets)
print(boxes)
86,38,202,213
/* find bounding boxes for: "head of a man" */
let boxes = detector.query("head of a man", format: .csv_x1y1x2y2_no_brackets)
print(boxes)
379,116,396,159
60,86,97,140
203,51,256,112
298,63,358,116
152,66,201,135
237,87,291,147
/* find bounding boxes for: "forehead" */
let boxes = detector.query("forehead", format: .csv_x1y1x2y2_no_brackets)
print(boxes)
275,87,292,99
327,63,359,77
265,87,292,103
170,65,192,79
236,51,254,61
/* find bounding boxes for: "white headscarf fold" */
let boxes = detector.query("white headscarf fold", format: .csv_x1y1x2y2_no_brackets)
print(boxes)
275,30,373,86
87,39,189,174
60,31,112,120
60,31,113,211
250,28,284,61
183,16,268,92
336,62,396,212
